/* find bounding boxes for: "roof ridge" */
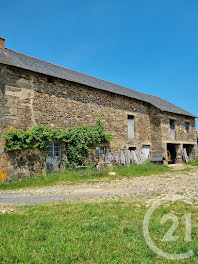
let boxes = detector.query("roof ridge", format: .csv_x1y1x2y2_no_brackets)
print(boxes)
0,48,195,117
6,48,155,98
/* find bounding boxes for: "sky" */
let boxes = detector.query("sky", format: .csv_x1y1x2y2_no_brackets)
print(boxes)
1,0,198,129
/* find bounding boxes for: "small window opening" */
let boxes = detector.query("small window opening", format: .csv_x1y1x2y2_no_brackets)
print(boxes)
128,115,134,120
47,76,55,83
129,147,136,151
184,122,190,133
170,119,175,129
96,146,106,157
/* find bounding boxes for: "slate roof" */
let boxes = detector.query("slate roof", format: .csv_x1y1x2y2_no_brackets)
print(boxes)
0,47,195,117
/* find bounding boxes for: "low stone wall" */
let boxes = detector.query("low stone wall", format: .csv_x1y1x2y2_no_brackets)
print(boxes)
5,148,46,180
4,148,67,181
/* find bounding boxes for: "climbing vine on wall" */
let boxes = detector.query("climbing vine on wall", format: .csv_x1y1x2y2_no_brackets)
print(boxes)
3,120,112,166
3,126,65,151
65,120,111,166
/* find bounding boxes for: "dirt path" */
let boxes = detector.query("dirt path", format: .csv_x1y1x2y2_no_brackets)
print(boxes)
0,167,197,205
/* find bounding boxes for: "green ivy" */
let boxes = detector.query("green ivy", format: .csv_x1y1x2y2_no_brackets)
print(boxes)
64,120,111,167
3,126,65,151
3,120,111,166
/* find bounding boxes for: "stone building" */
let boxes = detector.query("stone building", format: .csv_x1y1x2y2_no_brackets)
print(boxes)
0,38,197,179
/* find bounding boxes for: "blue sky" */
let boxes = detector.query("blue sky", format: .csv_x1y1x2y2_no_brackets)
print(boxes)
1,0,198,129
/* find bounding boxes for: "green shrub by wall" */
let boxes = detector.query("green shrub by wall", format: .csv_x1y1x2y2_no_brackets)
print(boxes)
3,120,111,166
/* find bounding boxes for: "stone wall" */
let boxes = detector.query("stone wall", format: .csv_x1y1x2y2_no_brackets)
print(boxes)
2,145,66,181
161,112,196,143
1,65,153,151
196,144,198,158
6,148,46,181
160,112,197,162
0,64,197,179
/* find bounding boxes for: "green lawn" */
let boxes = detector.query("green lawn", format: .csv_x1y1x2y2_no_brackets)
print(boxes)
0,163,169,190
188,158,198,166
0,200,197,263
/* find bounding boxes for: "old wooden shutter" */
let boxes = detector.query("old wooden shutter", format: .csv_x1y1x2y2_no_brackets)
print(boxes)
128,115,134,139
142,145,150,160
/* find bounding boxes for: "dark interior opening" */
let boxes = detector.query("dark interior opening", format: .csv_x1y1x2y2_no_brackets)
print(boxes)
47,76,55,83
128,115,134,120
167,143,177,164
129,147,136,151
183,144,193,159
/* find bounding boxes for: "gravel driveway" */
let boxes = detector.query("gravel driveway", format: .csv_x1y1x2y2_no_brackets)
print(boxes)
0,166,197,206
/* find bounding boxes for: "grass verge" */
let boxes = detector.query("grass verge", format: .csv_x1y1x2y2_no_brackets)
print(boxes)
0,200,197,263
0,163,169,190
188,158,198,166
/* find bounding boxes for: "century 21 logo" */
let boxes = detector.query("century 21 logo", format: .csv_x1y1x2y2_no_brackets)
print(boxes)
143,197,194,260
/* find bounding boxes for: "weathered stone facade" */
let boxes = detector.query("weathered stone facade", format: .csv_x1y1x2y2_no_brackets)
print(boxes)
6,148,46,180
0,64,197,180
161,113,197,161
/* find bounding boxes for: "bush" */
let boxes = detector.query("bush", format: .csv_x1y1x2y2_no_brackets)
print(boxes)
65,120,111,166
3,120,111,166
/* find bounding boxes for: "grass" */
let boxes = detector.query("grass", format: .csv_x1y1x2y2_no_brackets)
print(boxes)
113,162,169,177
0,163,169,190
0,200,197,263
188,158,198,166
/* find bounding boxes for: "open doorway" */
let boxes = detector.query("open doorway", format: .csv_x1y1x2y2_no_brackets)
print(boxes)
183,144,194,160
167,143,177,164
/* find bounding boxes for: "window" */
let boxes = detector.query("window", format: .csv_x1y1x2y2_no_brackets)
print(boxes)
47,143,61,157
170,119,176,140
47,76,55,83
184,122,190,133
128,115,135,139
170,119,175,129
46,143,61,171
129,147,136,151
96,146,106,156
